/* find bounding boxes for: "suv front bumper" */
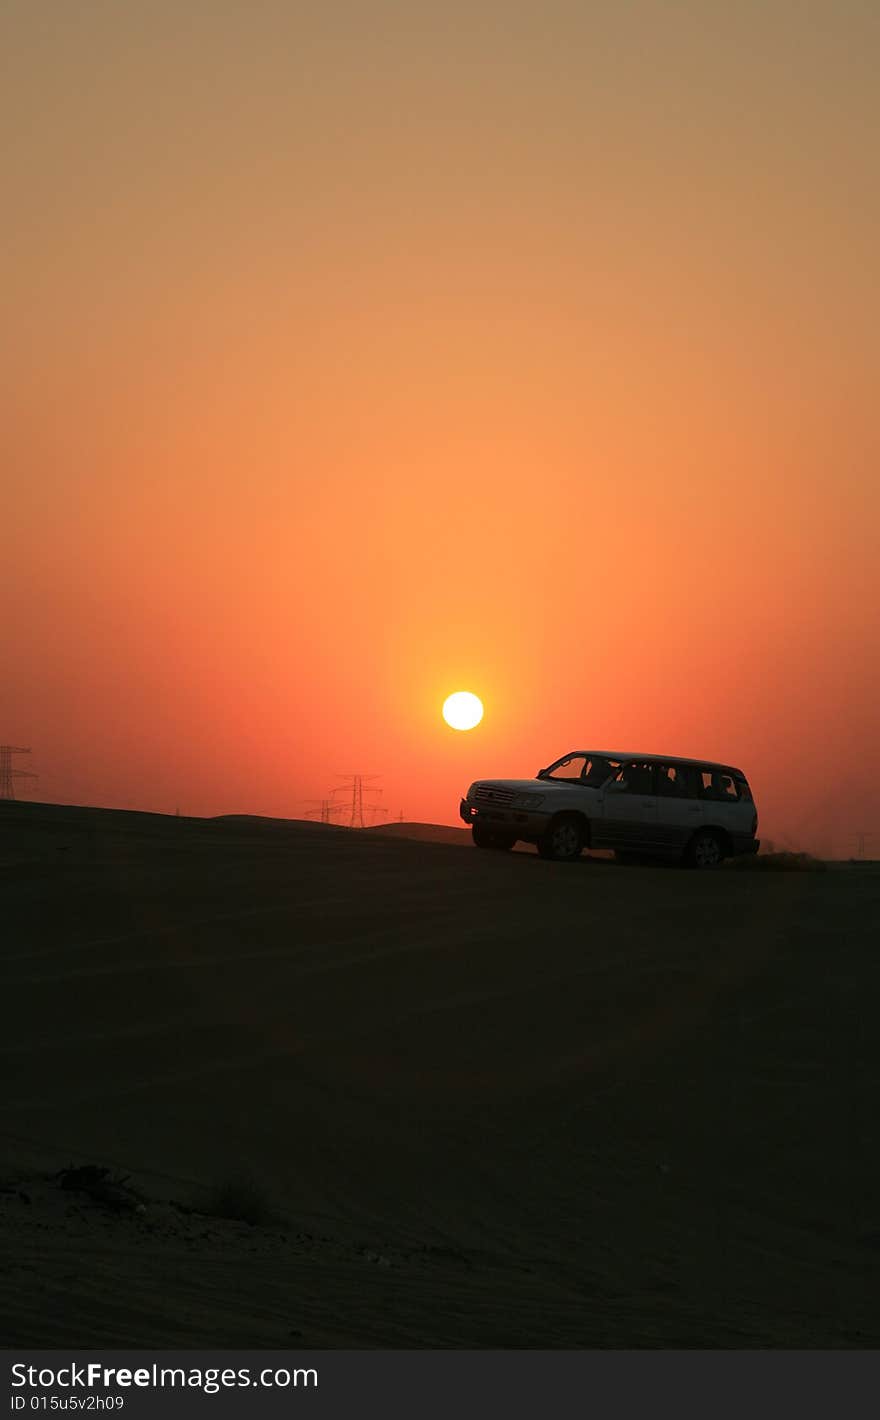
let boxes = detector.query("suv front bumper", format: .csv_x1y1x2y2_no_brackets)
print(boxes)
459,798,550,838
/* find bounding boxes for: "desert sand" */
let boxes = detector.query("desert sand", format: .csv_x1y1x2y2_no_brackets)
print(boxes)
2,800,879,1347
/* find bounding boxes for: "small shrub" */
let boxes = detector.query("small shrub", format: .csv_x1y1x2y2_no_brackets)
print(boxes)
729,850,826,872
54,1164,144,1213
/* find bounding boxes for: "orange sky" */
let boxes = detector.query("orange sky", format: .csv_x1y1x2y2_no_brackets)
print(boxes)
3,1,878,854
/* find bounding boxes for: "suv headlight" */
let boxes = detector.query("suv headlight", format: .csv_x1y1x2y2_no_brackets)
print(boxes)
513,793,545,809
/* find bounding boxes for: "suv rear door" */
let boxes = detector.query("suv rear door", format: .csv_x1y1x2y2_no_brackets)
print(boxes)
697,766,756,844
654,762,704,853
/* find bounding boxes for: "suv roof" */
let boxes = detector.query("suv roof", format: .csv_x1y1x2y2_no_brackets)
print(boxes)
574,750,747,778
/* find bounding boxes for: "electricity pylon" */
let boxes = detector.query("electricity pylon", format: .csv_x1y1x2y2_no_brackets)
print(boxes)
0,746,37,801
852,831,877,860
303,798,347,824
333,775,387,828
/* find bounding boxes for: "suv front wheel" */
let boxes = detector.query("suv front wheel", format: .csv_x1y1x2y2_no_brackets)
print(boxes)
537,815,585,862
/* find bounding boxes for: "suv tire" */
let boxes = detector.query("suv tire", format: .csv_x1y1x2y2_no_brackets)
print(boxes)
537,815,585,862
687,829,725,869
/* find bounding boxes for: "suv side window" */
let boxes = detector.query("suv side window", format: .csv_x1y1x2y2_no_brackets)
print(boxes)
698,768,739,802
544,755,590,783
656,763,694,797
610,761,656,795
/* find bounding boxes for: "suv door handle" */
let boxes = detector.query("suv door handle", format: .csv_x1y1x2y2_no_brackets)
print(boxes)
641,801,655,808
688,806,701,812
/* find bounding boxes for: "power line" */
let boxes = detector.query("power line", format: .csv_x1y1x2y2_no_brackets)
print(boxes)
0,746,37,801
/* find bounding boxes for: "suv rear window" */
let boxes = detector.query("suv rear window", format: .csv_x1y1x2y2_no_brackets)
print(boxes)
697,768,740,802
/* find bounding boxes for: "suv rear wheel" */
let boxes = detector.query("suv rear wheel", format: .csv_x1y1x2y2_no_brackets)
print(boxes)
537,815,585,862
687,829,725,869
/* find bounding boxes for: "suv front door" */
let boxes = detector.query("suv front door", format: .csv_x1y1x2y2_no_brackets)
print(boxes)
595,761,660,850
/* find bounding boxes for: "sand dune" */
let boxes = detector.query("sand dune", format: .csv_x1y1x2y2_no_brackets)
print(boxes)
367,820,474,846
2,801,879,1346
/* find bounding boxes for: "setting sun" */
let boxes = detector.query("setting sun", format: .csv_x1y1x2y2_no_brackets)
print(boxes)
442,692,484,732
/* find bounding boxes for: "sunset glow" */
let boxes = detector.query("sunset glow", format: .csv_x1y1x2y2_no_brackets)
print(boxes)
1,2,878,853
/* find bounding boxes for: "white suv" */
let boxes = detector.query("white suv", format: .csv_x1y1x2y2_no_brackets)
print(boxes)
460,751,759,868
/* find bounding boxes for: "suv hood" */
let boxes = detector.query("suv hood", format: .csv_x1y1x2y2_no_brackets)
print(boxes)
471,778,599,794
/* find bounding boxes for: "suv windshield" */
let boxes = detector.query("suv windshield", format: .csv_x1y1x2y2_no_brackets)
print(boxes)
539,754,619,785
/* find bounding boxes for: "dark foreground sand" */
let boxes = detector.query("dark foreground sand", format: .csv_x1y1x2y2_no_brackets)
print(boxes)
2,801,879,1347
